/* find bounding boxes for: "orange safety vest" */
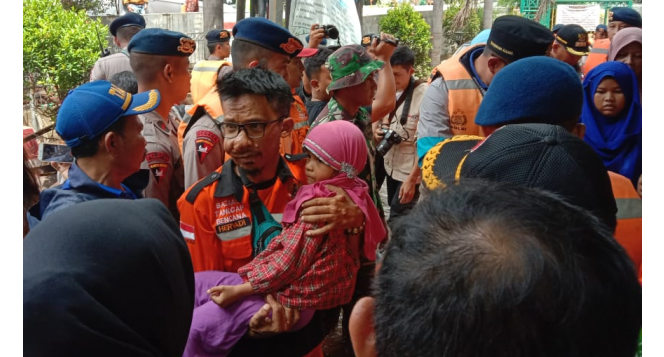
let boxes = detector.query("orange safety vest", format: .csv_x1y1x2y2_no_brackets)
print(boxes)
583,38,610,76
429,45,484,136
280,92,309,155
178,87,224,156
609,171,642,272
190,60,231,104
177,157,307,273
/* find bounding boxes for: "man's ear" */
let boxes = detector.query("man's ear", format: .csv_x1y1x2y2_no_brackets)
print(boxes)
310,78,320,91
350,297,377,357
101,131,118,154
163,62,174,83
248,60,260,68
487,57,505,75
571,122,586,139
280,117,294,136
408,67,415,76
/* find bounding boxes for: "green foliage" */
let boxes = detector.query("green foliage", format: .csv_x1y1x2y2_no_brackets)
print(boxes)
61,0,115,14
443,4,483,45
379,3,433,78
23,0,107,121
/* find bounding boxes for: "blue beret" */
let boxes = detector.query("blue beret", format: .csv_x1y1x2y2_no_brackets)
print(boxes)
128,28,196,57
57,81,160,148
486,15,554,62
609,7,642,28
470,29,491,45
206,29,231,44
551,23,565,34
596,24,608,31
109,12,146,37
233,17,303,58
475,57,582,127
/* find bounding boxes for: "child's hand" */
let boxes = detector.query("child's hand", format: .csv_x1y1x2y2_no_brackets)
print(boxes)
207,285,240,308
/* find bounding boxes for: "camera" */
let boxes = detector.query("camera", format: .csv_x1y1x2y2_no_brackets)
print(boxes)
376,129,403,156
316,24,339,40
371,34,400,47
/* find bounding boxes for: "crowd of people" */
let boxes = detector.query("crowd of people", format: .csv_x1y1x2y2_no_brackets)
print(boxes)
24,6,642,357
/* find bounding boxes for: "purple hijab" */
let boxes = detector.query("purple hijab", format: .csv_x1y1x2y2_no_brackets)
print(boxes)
581,61,642,186
282,120,386,260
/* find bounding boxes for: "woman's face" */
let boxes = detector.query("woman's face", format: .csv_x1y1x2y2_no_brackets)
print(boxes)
593,77,626,118
614,42,642,83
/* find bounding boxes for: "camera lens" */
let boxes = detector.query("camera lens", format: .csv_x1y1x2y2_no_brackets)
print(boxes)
326,25,339,40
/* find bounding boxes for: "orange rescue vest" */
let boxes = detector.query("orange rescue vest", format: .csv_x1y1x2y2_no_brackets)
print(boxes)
177,157,307,273
583,38,610,76
429,45,484,136
190,60,231,103
178,87,225,156
280,92,309,155
609,171,642,272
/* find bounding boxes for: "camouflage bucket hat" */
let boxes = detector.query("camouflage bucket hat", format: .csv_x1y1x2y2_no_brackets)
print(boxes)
326,44,385,92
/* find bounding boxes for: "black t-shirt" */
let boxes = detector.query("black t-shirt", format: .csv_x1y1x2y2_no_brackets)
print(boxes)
306,100,328,125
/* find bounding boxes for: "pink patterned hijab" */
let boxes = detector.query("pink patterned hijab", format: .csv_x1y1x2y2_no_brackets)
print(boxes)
282,120,386,260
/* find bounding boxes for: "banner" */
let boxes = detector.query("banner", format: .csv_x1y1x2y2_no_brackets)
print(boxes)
289,0,362,47
555,4,601,31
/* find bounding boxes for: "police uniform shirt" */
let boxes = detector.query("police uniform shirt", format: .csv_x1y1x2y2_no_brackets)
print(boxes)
183,112,224,189
139,110,185,218
90,51,133,82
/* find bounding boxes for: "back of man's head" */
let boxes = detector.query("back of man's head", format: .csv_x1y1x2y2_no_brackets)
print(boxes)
304,46,334,80
389,45,415,68
372,180,641,357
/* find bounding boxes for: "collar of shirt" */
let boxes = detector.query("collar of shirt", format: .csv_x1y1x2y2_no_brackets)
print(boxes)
214,156,296,201
326,97,370,123
467,47,489,92
65,162,137,199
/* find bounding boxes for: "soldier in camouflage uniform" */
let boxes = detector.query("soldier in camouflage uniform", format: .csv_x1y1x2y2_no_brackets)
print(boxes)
309,43,388,355
310,44,385,214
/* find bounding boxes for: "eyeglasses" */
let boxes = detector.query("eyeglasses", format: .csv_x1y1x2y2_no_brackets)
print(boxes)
220,118,282,139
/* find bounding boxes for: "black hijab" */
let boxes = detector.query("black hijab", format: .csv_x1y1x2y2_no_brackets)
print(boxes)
24,198,195,357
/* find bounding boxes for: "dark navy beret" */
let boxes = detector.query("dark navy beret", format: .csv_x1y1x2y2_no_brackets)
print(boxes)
206,29,231,44
233,17,303,58
475,56,582,127
109,12,146,37
486,15,554,63
128,28,196,57
609,7,642,28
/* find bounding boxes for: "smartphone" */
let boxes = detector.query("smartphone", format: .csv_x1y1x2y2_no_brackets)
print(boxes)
38,143,74,163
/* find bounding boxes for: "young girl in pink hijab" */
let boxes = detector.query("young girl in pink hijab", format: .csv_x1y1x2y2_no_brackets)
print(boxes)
184,120,386,357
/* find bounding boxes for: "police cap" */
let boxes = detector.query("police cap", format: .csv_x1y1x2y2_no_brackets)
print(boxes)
206,29,231,45
486,15,554,62
232,17,303,58
609,7,642,28
109,12,146,37
128,28,196,57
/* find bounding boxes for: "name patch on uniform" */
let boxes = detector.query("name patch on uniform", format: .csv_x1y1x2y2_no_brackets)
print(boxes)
215,217,251,234
146,152,170,163
196,130,220,163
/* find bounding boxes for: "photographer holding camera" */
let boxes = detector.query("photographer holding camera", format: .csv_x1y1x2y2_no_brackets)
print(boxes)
374,45,426,227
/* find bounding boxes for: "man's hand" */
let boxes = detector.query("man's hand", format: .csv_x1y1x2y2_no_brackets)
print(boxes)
248,294,300,338
300,185,364,236
372,32,398,62
308,23,326,48
399,178,417,204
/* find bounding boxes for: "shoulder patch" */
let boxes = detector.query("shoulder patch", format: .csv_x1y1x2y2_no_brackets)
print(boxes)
195,130,220,163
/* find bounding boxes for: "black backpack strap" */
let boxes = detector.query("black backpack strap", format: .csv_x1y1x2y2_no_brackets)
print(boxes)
185,170,223,204
399,77,426,126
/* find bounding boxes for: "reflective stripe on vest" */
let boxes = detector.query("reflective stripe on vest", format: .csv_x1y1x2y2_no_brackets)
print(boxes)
433,45,484,136
616,198,642,220
589,47,609,54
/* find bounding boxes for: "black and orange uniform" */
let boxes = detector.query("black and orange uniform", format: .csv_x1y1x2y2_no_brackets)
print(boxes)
177,156,306,273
